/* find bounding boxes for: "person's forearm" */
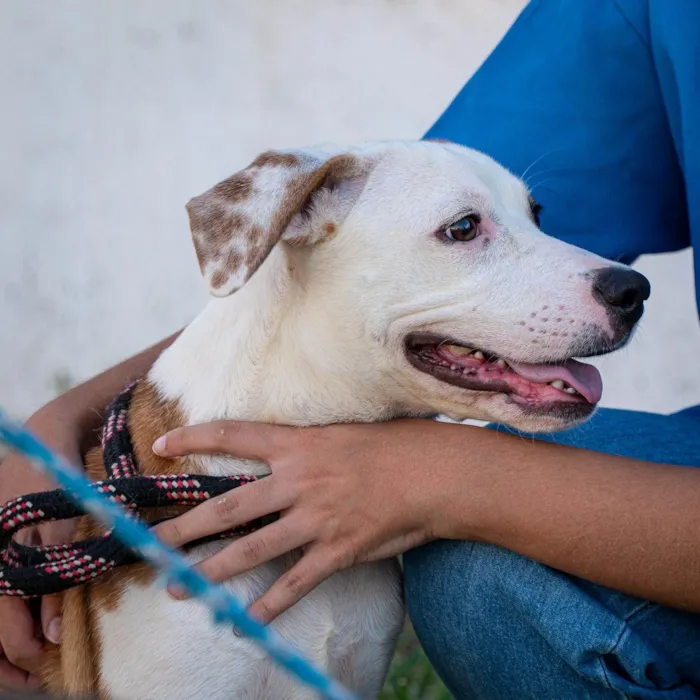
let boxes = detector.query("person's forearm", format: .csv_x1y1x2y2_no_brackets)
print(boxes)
435,423,700,611
35,330,182,454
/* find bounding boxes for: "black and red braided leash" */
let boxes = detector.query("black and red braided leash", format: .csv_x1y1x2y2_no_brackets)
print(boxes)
0,382,261,598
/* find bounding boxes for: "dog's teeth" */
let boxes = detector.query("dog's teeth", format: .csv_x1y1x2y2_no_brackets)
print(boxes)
549,380,565,390
446,345,472,355
473,351,485,360
564,386,578,394
495,358,507,369
450,364,460,371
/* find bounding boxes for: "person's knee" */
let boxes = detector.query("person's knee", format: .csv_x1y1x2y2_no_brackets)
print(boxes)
403,539,471,652
404,540,598,699
404,540,700,699
403,540,525,696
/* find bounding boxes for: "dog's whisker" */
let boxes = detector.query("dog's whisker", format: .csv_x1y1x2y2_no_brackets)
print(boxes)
520,148,562,184
523,168,558,189
528,176,555,192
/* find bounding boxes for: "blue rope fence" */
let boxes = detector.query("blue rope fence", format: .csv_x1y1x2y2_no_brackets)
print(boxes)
0,408,357,700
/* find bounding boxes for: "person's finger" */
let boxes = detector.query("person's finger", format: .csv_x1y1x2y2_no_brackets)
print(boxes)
24,672,41,690
0,653,32,691
39,596,61,646
247,546,340,625
39,519,78,546
152,421,289,460
36,518,78,645
169,518,312,598
153,477,291,548
0,600,43,674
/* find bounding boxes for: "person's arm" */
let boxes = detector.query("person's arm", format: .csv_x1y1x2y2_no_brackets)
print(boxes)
151,418,700,622
39,329,183,457
438,423,700,610
0,329,181,690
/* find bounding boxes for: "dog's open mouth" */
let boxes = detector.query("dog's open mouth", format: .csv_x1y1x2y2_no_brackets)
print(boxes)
405,333,603,409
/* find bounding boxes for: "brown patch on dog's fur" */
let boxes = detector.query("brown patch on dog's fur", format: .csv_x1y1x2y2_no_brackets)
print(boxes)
206,211,250,251
212,172,254,203
91,381,192,611
268,153,361,249
323,221,337,237
245,225,268,262
251,151,300,168
188,151,366,295
41,381,190,696
191,209,251,271
41,587,97,697
209,267,230,290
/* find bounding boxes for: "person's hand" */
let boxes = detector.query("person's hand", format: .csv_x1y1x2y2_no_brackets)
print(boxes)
0,407,81,690
152,419,464,624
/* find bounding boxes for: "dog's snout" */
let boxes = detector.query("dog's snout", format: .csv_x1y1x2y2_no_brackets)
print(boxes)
593,267,650,321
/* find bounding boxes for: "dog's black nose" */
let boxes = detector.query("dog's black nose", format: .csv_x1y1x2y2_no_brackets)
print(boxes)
593,267,650,322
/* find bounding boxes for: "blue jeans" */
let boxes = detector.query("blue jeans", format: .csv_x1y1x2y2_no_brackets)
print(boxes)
403,407,700,699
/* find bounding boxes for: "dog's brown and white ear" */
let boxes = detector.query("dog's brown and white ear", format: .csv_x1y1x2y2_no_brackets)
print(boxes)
186,148,371,297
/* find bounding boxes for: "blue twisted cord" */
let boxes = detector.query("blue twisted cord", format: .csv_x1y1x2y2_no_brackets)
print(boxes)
0,408,357,700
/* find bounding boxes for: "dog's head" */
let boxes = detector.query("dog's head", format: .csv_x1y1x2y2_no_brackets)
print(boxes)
187,141,649,431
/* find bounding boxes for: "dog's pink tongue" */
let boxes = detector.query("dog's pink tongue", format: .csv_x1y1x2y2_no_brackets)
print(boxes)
508,359,603,404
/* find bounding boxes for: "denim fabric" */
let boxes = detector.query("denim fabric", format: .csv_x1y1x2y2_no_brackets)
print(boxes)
404,406,700,699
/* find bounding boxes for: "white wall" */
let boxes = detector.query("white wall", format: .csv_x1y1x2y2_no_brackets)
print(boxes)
1,0,699,420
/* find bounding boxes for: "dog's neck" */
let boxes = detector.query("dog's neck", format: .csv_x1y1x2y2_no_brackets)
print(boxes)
148,249,399,475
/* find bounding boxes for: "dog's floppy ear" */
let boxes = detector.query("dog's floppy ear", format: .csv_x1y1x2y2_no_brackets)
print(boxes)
186,147,369,297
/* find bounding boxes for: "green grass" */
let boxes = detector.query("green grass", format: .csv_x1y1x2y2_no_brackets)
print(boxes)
380,622,452,700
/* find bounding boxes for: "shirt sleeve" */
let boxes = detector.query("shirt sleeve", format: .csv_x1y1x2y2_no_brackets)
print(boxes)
644,0,700,314
424,0,690,265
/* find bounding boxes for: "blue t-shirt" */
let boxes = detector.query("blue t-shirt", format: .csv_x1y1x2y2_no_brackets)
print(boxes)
425,0,699,316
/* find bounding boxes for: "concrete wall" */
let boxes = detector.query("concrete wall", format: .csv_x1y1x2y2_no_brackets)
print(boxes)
2,0,699,420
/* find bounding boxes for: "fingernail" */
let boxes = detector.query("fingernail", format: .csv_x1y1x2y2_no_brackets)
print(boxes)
46,617,62,644
152,435,167,455
167,584,189,600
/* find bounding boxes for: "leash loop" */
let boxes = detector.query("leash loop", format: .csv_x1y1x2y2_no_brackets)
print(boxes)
0,473,259,597
0,383,259,598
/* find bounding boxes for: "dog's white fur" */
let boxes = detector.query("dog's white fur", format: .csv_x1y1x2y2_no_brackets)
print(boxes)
96,141,627,699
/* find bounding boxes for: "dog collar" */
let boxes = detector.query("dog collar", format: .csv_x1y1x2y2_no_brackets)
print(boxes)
0,382,261,598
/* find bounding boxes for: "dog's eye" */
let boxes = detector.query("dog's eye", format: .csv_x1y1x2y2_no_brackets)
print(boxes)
443,215,480,242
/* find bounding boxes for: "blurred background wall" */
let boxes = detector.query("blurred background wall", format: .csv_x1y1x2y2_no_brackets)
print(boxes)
1,0,699,420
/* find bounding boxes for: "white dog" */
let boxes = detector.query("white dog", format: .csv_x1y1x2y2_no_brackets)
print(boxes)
42,140,649,699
